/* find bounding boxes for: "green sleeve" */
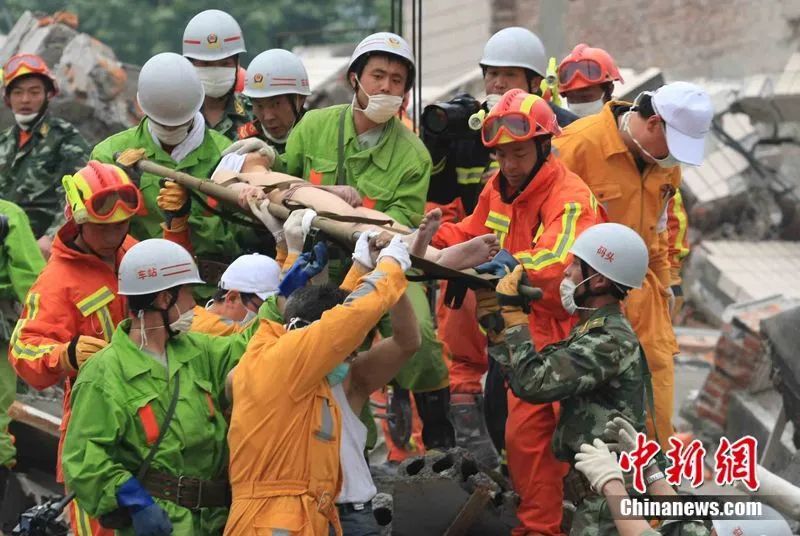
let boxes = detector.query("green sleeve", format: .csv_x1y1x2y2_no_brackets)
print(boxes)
498,324,629,404
382,153,430,228
62,380,134,516
89,139,114,163
280,120,306,177
203,332,250,398
5,208,45,302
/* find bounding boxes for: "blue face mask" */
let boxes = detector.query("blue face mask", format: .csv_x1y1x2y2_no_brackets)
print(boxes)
326,362,351,386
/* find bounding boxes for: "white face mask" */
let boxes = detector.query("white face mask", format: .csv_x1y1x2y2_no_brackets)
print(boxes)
14,112,39,129
149,120,191,146
568,99,604,118
261,123,290,145
485,93,502,111
240,308,257,325
352,76,403,124
195,66,237,98
559,273,598,315
169,304,195,335
621,111,680,169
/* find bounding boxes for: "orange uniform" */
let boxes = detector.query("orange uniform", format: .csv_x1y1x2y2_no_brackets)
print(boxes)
553,101,680,449
433,156,602,535
191,305,252,336
225,260,407,535
9,221,135,536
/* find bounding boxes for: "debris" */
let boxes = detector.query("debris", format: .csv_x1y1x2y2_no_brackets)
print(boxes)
761,305,800,452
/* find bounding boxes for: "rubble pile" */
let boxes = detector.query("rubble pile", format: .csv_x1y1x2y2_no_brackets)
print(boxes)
0,11,139,144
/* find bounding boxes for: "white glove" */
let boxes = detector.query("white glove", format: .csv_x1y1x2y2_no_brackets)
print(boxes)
352,232,379,269
604,416,639,454
284,209,317,254
574,439,624,494
248,198,284,242
222,138,277,168
376,235,411,272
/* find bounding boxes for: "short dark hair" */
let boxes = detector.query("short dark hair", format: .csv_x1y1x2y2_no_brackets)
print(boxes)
634,92,657,119
127,287,179,315
348,52,414,92
7,74,55,95
283,284,349,324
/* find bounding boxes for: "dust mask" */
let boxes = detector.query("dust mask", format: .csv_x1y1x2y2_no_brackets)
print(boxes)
560,273,599,315
621,112,679,169
352,76,402,124
14,112,39,130
240,308,257,325
568,99,604,118
169,304,195,335
149,119,191,146
195,66,237,98
327,362,351,386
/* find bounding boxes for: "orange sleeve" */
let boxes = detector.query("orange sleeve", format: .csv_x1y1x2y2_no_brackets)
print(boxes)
340,262,370,292
432,180,494,248
161,217,193,255
665,189,690,286
9,281,76,390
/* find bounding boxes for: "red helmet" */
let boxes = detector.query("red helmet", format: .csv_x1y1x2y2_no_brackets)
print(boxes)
2,53,59,95
481,89,560,148
62,161,143,224
557,44,623,93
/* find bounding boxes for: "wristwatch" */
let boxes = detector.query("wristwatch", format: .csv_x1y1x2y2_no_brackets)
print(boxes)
645,471,666,486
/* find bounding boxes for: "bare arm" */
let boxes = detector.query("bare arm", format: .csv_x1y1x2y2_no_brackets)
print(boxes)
345,290,421,413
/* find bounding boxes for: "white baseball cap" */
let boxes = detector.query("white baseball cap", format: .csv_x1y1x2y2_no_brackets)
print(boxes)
652,81,713,167
219,254,280,300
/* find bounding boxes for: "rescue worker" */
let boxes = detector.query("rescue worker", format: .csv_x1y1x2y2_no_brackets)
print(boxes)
431,88,602,535
238,49,311,154
62,239,250,535
0,53,89,254
553,81,714,450
0,199,46,505
483,223,651,533
558,43,624,118
425,27,579,465
91,52,258,299
280,32,456,452
182,9,252,140
225,235,411,535
9,162,143,536
193,253,281,335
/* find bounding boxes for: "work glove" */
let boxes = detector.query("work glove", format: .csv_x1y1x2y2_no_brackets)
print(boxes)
474,249,519,277
157,181,190,231
574,439,624,494
116,477,173,536
319,185,363,208
278,242,329,297
376,235,412,272
284,209,317,255
475,287,504,344
221,138,277,169
495,265,530,329
604,416,639,455
248,197,284,244
59,335,108,373
352,231,380,269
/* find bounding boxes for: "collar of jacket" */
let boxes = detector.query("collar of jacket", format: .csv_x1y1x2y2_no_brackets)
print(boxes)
573,302,623,334
490,155,564,206
136,118,214,169
341,104,396,172
53,220,133,270
594,100,636,159
114,318,199,381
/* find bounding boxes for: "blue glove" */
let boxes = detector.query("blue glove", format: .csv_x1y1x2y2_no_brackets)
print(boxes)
116,477,173,536
278,242,329,297
474,249,519,277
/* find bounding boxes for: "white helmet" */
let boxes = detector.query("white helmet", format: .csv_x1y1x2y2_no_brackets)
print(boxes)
182,9,246,62
242,49,311,99
119,239,204,296
219,253,281,299
570,223,648,289
712,505,792,536
480,27,547,77
137,53,204,126
347,32,415,89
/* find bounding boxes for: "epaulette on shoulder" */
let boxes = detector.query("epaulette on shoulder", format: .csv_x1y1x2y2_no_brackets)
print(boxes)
237,121,259,140
578,315,606,334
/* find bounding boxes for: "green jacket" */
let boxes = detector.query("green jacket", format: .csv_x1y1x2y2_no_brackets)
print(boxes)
62,320,249,535
0,199,45,306
91,120,261,280
490,303,648,462
281,104,431,227
208,94,252,141
0,114,89,237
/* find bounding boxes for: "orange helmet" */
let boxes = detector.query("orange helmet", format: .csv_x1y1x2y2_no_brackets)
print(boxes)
557,44,623,93
481,89,560,148
2,53,59,95
62,161,143,224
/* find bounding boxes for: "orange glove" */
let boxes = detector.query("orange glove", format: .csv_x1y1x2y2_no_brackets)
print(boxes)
496,265,529,329
157,181,190,214
59,335,108,373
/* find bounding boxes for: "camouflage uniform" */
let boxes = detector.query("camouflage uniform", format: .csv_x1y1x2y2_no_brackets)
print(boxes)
489,303,650,535
642,521,711,535
208,93,252,141
0,114,89,238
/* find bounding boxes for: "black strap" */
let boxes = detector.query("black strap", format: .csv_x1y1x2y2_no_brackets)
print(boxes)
136,370,181,481
336,107,348,186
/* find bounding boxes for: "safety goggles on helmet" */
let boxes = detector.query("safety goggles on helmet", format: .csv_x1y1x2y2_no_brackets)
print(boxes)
4,54,46,78
558,59,605,87
481,112,536,146
63,177,142,224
